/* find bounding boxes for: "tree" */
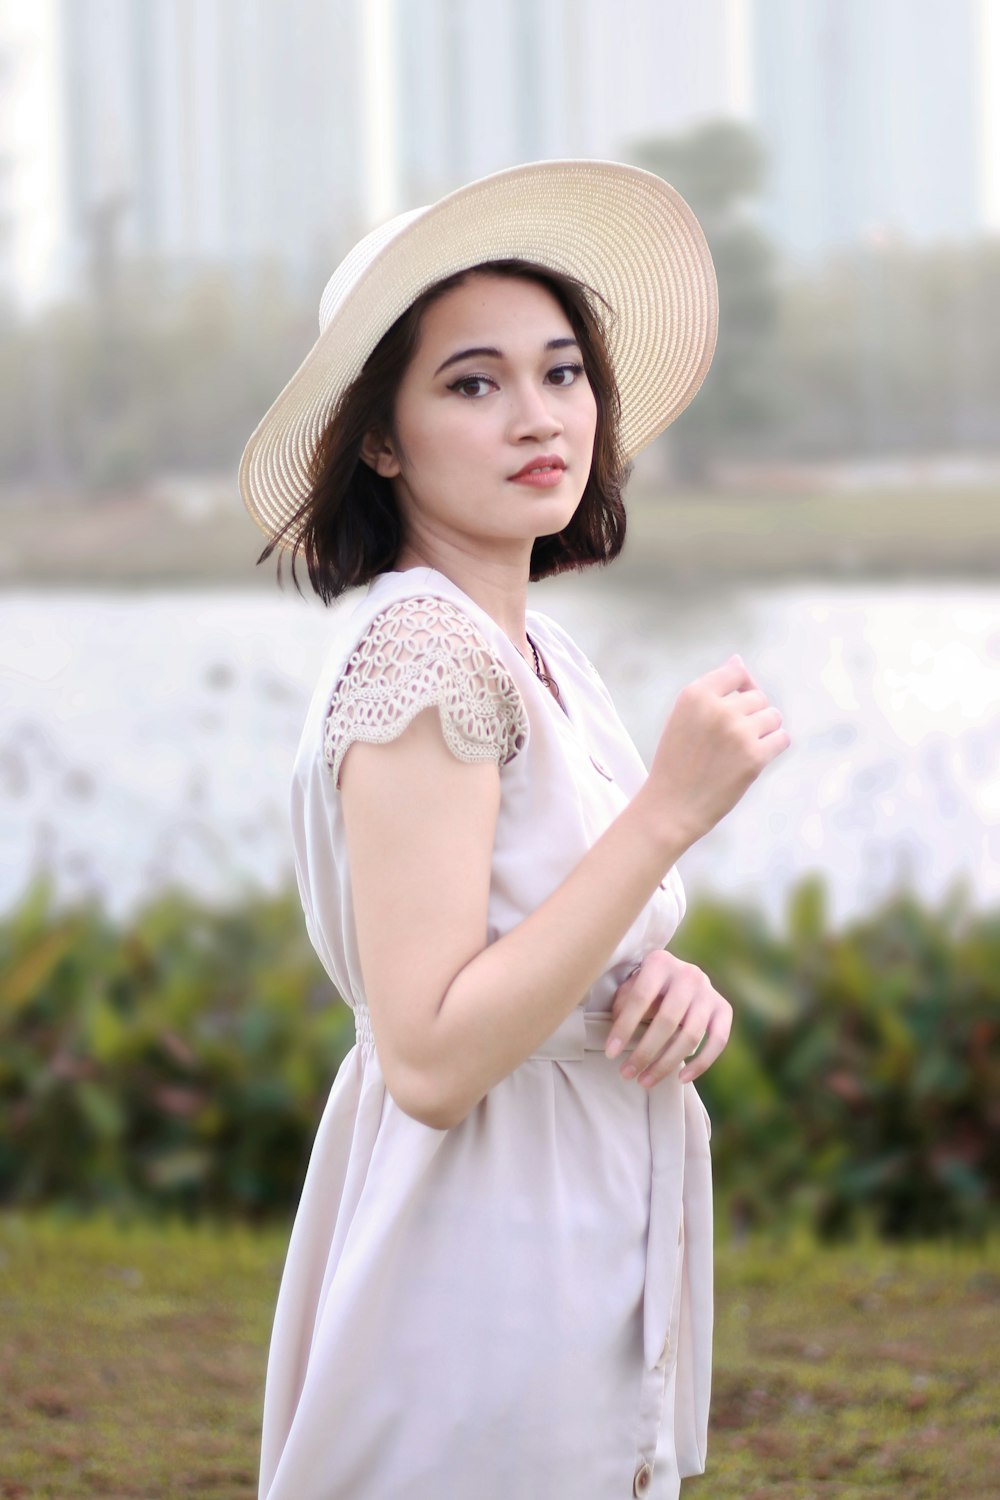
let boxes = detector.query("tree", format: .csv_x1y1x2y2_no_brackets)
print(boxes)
624,120,781,484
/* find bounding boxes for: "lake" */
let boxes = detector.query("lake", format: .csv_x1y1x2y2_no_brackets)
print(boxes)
2,575,997,932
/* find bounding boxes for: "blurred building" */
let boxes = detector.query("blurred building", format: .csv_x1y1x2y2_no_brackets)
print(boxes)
750,0,983,258
0,1,67,314
0,0,748,314
55,0,369,307
0,0,993,314
394,0,750,207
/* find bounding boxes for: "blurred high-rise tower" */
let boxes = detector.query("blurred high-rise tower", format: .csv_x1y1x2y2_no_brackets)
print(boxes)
0,0,992,312
749,0,983,258
0,0,748,313
393,0,750,204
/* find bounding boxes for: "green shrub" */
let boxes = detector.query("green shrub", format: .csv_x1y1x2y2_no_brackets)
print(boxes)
1,869,996,1239
0,872,353,1222
673,873,998,1241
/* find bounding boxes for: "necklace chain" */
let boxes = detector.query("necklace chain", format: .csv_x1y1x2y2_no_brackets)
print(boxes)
524,631,561,700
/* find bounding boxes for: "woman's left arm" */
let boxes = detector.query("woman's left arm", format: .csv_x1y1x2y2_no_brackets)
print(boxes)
605,949,733,1088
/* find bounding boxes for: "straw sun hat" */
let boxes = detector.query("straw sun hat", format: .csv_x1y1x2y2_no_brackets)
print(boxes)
238,158,718,551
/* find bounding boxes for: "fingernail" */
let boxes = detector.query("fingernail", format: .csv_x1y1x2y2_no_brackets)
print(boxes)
605,1037,622,1058
620,1063,637,1079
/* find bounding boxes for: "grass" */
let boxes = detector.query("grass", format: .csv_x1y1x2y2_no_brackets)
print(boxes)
701,1224,1000,1498
0,1208,997,1498
0,1210,278,1499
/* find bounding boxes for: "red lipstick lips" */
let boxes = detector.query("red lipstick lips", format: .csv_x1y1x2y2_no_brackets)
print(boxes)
509,454,566,480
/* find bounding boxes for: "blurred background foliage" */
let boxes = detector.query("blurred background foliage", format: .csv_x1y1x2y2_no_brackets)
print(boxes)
2,869,995,1242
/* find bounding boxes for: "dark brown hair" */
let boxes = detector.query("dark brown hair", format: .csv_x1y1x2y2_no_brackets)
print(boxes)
256,259,633,603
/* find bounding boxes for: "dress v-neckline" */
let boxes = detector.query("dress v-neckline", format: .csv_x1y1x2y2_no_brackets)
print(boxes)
525,613,577,729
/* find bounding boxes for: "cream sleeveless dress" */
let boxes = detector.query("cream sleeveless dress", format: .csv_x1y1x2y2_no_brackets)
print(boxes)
258,565,713,1500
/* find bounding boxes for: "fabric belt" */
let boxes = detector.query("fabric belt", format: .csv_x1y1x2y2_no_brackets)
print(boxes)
529,1006,694,1382
527,1007,647,1060
353,1001,649,1062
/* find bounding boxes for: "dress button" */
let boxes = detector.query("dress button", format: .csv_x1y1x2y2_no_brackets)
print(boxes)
633,1460,653,1495
589,754,614,780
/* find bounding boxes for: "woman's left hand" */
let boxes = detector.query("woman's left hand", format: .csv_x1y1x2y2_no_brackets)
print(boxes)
605,949,732,1088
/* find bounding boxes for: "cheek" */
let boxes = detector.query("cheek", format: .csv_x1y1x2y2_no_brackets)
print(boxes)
406,402,485,461
391,414,442,474
577,389,599,445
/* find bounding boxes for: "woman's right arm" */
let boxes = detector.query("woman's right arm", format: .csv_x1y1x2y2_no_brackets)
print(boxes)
341,653,788,1131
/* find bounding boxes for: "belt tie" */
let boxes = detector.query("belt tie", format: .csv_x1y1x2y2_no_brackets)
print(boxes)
527,1005,714,1480
351,999,713,1475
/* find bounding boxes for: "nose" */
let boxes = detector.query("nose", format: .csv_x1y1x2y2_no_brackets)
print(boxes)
507,377,564,442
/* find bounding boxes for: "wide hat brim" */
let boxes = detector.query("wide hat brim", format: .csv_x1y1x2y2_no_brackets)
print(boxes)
238,158,719,551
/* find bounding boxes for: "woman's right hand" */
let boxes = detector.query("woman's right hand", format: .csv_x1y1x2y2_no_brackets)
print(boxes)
643,653,790,849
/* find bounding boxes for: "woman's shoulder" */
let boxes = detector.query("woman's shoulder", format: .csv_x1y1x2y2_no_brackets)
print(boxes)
326,572,507,676
340,589,525,696
362,589,499,650
321,584,529,789
356,569,518,652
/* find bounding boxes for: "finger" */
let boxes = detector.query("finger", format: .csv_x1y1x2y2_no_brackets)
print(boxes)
609,971,638,1020
632,1026,710,1086
732,687,769,717
757,721,792,759
605,967,666,1057
748,704,783,736
606,956,663,1046
633,993,732,1087
620,1020,688,1081
624,1009,707,1084
608,951,691,1060
676,1027,728,1083
697,657,755,698
677,1006,733,1083
616,982,695,1075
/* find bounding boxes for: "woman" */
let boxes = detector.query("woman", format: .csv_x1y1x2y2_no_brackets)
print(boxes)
239,160,789,1500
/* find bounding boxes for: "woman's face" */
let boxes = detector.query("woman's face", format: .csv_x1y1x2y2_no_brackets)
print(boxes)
362,272,599,564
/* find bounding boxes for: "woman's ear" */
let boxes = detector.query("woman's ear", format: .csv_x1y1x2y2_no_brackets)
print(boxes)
359,429,402,478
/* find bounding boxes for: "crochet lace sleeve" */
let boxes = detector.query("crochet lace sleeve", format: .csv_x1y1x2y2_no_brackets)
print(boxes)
323,594,529,789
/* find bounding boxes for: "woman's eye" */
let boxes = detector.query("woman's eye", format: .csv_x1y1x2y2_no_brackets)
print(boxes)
446,357,587,393
548,362,585,386
449,375,494,398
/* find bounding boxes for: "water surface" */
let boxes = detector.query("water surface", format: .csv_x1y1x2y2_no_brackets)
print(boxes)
2,576,996,930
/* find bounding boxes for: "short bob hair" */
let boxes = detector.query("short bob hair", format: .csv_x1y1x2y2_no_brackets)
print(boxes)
258,258,634,604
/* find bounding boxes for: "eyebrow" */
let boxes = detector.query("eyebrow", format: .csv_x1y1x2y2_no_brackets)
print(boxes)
433,337,581,378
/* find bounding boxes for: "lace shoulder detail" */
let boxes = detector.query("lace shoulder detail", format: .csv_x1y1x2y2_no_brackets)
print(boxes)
323,594,529,789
